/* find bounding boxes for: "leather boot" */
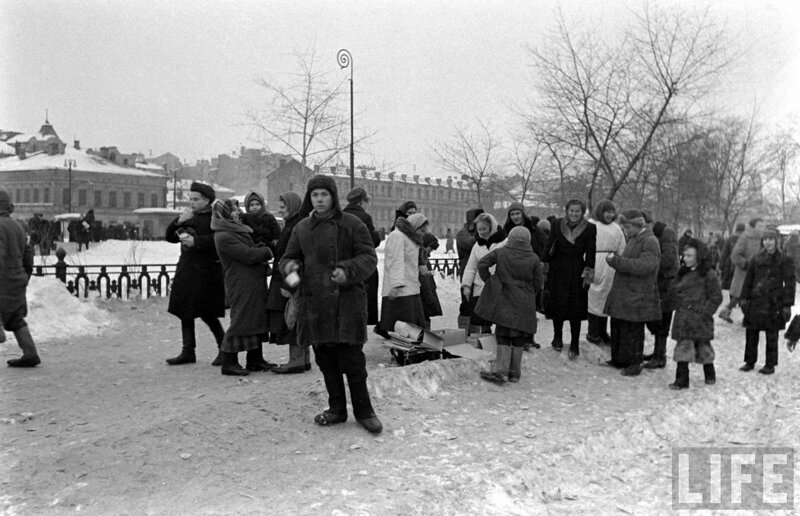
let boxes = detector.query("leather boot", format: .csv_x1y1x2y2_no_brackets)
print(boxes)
703,363,716,385
644,336,667,369
508,346,524,382
221,352,249,376
315,357,348,424
168,321,197,365
348,374,382,434
246,344,276,371
6,326,41,368
586,314,602,344
272,343,306,374
670,361,690,389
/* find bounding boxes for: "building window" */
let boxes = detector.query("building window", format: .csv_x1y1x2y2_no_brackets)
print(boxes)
15,189,20,202
109,191,118,208
94,190,102,207
44,188,50,203
150,193,159,208
137,192,145,208
24,189,30,203
123,192,132,208
78,189,87,206
33,189,39,203
62,189,70,207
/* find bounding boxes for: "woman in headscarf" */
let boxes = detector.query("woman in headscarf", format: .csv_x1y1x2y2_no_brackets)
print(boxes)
211,199,273,376
461,213,507,335
376,213,429,338
542,199,596,359
586,200,625,345
268,192,311,374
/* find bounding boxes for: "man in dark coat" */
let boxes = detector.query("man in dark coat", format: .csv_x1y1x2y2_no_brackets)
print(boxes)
604,209,661,376
719,223,745,290
641,210,680,369
343,187,381,326
456,207,484,325
502,202,548,259
281,175,381,434
164,182,227,366
0,190,40,367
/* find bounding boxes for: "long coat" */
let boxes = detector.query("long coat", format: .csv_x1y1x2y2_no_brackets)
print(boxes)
214,225,272,337
166,209,226,320
266,211,303,313
653,222,680,313
542,219,596,321
719,233,740,290
474,241,544,334
671,268,723,342
344,203,381,325
741,249,796,331
604,227,662,322
0,215,33,318
730,225,762,298
383,228,421,297
280,211,377,346
587,219,626,316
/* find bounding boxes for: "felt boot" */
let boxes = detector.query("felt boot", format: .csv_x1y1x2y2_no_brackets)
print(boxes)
669,361,690,390
6,326,41,368
221,352,249,376
703,363,716,385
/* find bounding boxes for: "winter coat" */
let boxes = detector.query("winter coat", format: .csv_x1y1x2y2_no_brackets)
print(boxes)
542,218,596,321
241,192,282,253
343,204,381,248
587,218,626,316
652,222,680,312
671,268,723,342
344,203,381,325
741,249,796,331
0,214,33,317
419,247,443,318
730,225,762,298
213,224,272,337
502,217,548,259
166,209,226,320
784,235,800,282
456,225,476,278
719,233,740,289
461,230,507,297
474,240,544,334
266,211,304,312
604,227,662,322
382,228,421,297
280,210,377,346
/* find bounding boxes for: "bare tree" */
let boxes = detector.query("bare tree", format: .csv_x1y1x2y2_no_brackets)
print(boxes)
433,120,504,208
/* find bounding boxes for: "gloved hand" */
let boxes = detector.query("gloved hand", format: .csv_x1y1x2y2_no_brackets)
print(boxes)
782,306,792,323
787,340,797,353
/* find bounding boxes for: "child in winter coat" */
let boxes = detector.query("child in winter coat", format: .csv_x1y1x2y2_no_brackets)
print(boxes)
739,228,796,375
668,239,723,389
475,226,544,384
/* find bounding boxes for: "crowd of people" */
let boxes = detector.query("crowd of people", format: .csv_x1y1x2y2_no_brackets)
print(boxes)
3,178,800,435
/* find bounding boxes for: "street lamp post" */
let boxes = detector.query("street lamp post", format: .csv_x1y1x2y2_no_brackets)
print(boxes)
64,159,77,213
337,49,354,189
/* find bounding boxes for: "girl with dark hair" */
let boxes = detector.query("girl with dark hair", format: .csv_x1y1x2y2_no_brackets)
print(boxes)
668,239,723,389
587,200,625,345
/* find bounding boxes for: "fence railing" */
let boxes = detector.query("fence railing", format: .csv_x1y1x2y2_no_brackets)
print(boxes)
35,254,461,300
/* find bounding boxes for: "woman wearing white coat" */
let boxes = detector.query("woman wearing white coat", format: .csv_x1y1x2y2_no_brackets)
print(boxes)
461,213,508,334
587,200,626,344
375,213,429,338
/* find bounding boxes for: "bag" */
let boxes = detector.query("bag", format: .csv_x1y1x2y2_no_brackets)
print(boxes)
284,292,299,330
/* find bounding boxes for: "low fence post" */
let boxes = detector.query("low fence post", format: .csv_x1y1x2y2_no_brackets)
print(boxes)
54,247,67,283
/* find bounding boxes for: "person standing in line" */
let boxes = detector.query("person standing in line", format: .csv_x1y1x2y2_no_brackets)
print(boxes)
164,182,226,366
461,213,508,335
281,175,381,433
739,228,795,375
343,187,381,328
542,199,596,359
641,210,680,369
211,199,273,376
268,192,311,374
241,191,281,254
720,217,765,322
719,223,745,291
669,239,723,389
419,232,444,329
445,228,455,255
475,226,544,384
0,190,41,368
586,200,625,345
456,208,484,327
391,201,417,231
376,213,429,338
604,209,661,376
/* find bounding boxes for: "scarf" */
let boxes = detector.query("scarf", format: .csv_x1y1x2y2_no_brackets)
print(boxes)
395,216,423,246
476,227,507,248
561,217,588,245
280,192,303,219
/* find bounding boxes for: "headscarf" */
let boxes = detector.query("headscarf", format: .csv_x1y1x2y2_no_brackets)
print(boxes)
245,191,266,216
279,191,303,219
474,213,506,247
394,214,428,245
210,198,252,234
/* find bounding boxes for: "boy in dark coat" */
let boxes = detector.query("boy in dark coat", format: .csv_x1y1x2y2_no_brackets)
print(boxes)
281,175,381,433
739,228,795,375
475,226,544,384
0,190,40,367
668,239,723,389
164,182,227,366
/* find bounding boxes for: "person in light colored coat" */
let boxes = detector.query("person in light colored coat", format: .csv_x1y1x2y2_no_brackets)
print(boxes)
587,200,626,345
461,213,507,334
720,217,765,322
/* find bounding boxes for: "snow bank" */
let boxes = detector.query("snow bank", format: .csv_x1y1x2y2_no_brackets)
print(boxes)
1,277,116,350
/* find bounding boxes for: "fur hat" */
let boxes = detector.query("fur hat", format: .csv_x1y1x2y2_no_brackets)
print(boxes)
507,202,525,215
618,209,646,228
508,225,531,245
537,218,551,233
346,187,368,205
398,201,417,215
190,181,216,202
762,228,779,241
0,189,13,214
465,208,485,227
302,175,341,214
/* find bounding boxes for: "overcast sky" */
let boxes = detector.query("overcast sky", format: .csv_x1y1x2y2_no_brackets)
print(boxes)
2,0,798,177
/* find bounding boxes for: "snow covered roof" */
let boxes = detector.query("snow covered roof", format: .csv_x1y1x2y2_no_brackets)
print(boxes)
0,146,164,177
134,161,165,172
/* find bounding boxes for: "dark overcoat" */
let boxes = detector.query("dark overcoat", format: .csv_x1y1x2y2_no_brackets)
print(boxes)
604,227,662,322
542,218,596,321
166,209,226,320
266,211,303,312
653,222,680,312
344,203,381,325
719,233,739,289
741,249,795,331
214,226,272,337
503,217,548,259
0,215,33,318
280,211,377,346
671,269,723,342
474,241,544,334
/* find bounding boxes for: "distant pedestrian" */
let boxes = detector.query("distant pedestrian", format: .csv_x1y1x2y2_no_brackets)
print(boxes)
461,213,507,335
211,199,273,376
669,239,723,389
739,228,795,375
445,228,455,255
164,182,226,366
343,187,381,327
77,209,94,252
0,190,41,368
281,175,381,434
719,223,745,290
587,200,625,345
720,218,765,322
